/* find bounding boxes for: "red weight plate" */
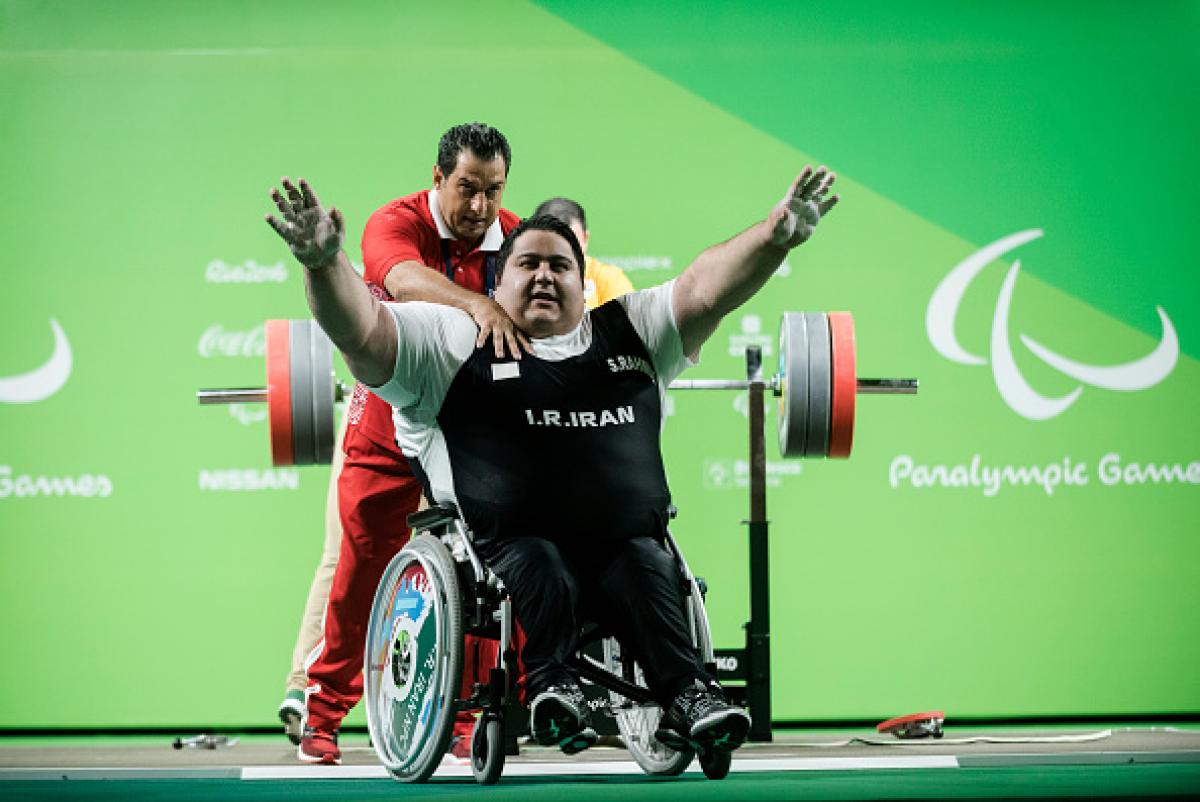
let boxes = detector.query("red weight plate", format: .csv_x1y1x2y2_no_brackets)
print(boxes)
265,319,294,466
828,312,856,458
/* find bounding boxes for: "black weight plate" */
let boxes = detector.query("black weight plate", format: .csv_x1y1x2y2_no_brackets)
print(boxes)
310,321,336,464
804,312,831,457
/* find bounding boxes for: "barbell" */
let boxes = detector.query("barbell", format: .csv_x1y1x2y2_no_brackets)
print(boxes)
197,311,916,466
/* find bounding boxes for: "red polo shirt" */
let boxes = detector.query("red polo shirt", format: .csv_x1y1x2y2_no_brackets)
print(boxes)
348,189,521,456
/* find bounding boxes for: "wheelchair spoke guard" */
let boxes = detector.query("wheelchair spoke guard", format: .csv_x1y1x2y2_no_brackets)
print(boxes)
365,534,463,782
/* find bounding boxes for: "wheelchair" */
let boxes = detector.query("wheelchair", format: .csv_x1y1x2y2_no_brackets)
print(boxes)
363,503,734,784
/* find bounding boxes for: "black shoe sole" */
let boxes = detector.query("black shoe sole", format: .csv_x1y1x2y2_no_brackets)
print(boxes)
655,709,751,754
692,709,751,752
531,697,592,750
560,727,598,755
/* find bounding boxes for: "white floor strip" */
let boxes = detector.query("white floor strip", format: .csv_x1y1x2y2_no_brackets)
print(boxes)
736,756,959,771
240,754,959,780
242,765,390,780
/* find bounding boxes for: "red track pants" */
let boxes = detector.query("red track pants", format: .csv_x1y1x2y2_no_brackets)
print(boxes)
305,424,498,734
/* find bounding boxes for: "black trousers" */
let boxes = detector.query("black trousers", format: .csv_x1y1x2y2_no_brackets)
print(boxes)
482,535,714,707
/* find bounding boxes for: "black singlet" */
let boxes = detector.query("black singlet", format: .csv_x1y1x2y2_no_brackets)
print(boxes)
430,301,672,550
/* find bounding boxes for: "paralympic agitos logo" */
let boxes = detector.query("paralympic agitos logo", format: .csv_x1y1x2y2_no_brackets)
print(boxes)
926,229,1178,421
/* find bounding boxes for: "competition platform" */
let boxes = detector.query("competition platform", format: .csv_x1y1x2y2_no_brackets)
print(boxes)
3,724,1199,800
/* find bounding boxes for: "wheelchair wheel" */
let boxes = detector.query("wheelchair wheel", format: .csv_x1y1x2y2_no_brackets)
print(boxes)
602,576,711,776
470,715,504,785
699,747,732,780
365,534,463,782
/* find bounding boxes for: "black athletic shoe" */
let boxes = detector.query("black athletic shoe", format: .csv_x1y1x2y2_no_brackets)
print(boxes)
655,679,751,752
529,683,597,755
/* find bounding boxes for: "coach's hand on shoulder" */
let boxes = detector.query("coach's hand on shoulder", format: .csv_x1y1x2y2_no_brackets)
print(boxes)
265,177,346,271
469,297,534,360
768,166,840,250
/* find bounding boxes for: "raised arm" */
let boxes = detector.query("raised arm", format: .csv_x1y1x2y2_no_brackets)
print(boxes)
672,166,839,356
265,177,398,387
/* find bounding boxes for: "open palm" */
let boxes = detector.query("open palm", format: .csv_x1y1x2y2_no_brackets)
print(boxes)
769,166,839,249
265,177,345,270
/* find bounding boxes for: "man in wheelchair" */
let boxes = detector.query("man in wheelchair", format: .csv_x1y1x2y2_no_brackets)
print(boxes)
266,166,839,758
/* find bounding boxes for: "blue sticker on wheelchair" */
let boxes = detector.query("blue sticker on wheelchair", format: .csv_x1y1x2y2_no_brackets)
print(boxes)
392,574,428,618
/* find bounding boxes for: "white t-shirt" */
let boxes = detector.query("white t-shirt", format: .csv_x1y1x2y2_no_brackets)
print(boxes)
368,280,695,505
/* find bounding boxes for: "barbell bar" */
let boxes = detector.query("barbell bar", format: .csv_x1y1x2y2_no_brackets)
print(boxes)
666,378,914,392
197,311,916,466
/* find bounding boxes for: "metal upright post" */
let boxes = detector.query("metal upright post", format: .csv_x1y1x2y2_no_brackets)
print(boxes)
743,346,772,742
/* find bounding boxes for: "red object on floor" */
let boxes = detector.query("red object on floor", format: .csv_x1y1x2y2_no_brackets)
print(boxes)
877,710,945,739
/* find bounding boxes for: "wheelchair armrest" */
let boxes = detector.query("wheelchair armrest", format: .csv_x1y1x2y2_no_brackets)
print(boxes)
407,503,461,531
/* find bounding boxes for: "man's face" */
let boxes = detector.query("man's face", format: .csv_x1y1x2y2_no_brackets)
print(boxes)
494,229,586,338
432,150,508,243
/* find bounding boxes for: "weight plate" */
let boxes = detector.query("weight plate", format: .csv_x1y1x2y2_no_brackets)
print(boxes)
289,319,316,466
828,312,856,458
265,319,294,466
777,312,809,457
310,322,336,465
803,312,831,457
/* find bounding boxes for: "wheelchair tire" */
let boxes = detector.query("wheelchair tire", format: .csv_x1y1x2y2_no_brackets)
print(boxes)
364,534,463,782
471,715,504,785
602,576,712,776
699,747,732,780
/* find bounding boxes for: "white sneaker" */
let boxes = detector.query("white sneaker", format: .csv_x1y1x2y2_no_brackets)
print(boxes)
277,694,306,746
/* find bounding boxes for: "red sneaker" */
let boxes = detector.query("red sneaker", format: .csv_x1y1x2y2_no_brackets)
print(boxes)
448,713,475,759
298,726,340,765
448,734,472,760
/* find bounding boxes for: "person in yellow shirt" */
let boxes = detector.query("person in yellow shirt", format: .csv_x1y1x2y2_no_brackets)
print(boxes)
531,197,634,308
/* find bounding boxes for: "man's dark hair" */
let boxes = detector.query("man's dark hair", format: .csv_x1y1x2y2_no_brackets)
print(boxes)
531,197,586,230
495,215,587,283
437,122,512,176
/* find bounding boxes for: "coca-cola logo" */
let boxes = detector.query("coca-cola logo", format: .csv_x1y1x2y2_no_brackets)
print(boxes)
205,259,288,284
198,324,265,358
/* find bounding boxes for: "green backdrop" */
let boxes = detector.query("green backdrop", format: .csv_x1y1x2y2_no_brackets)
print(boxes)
1,0,1196,727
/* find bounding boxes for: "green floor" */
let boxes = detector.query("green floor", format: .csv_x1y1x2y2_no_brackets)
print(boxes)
6,764,1200,801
